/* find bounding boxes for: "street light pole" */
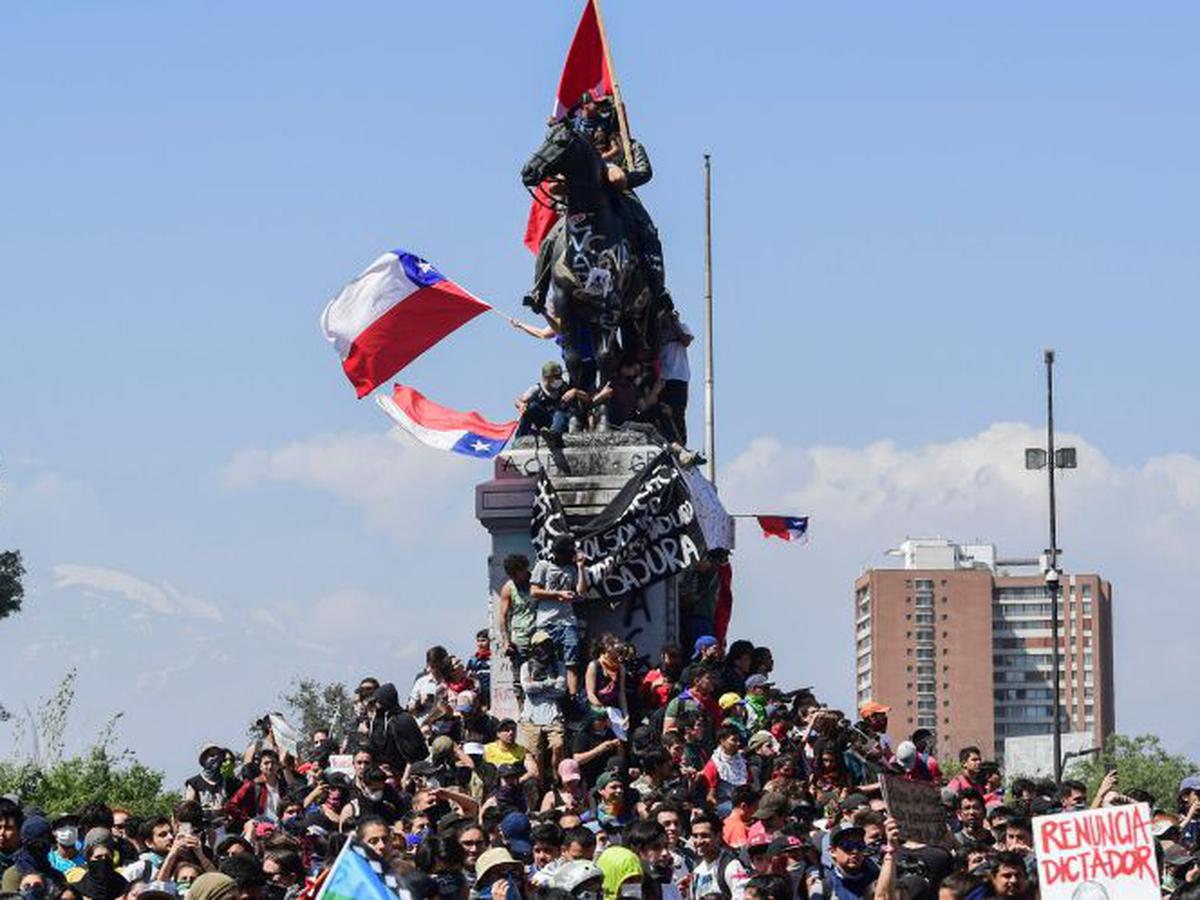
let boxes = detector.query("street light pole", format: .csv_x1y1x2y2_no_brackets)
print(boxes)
1045,349,1063,785
1025,350,1076,785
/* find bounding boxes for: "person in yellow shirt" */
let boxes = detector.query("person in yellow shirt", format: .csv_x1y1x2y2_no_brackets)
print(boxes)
484,719,527,768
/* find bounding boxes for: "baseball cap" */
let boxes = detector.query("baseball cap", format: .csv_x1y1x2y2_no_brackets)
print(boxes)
747,731,777,753
500,812,532,856
1179,776,1200,794
859,700,891,718
767,834,806,855
595,771,623,791
746,822,772,850
752,792,788,821
692,636,717,659
841,793,871,812
139,881,181,900
541,361,563,379
531,630,552,645
895,740,918,770
558,758,582,784
718,692,743,711
744,674,773,691
454,690,477,712
828,822,867,848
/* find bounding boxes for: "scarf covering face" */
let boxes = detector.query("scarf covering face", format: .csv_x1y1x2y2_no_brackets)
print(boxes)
711,747,748,786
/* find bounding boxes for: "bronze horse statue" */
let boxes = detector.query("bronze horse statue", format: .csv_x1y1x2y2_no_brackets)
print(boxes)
521,120,654,428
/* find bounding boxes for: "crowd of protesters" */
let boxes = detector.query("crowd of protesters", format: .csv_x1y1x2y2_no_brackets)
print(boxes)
2,615,1199,900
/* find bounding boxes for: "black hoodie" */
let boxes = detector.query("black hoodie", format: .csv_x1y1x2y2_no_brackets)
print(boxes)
369,682,429,770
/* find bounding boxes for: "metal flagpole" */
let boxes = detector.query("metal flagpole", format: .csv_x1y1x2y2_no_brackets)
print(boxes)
704,154,716,485
590,0,634,165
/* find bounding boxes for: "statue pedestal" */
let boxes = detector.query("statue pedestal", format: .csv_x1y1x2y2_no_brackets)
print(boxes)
475,431,680,718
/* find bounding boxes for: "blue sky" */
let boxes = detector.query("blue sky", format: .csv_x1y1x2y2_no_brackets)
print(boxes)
2,3,1198,780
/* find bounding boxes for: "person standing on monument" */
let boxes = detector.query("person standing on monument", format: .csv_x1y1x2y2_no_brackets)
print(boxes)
499,554,538,675
530,535,586,700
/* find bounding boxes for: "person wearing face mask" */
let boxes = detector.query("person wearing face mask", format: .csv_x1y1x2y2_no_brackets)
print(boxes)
47,816,84,873
17,871,50,900
186,744,237,821
72,832,129,900
1,816,65,894
530,536,587,700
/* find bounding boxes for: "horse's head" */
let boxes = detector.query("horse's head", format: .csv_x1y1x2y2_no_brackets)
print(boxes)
521,119,579,188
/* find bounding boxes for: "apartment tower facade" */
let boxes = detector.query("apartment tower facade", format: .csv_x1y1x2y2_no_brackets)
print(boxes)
853,538,1115,761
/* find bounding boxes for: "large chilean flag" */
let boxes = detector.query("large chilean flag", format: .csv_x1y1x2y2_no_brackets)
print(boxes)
376,383,516,460
321,250,490,398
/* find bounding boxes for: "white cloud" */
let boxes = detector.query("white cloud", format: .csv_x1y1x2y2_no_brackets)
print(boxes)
52,563,223,621
719,422,1200,757
221,430,477,540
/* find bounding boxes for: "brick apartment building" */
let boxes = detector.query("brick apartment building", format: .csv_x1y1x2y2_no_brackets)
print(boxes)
853,538,1115,762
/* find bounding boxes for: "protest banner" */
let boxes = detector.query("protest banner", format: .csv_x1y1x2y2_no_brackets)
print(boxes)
532,450,708,602
879,774,948,845
1033,802,1160,900
267,712,300,759
326,754,355,779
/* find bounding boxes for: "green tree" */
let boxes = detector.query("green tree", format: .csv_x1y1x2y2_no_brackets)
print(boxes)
0,670,179,816
0,549,25,621
1074,734,1199,807
280,678,356,752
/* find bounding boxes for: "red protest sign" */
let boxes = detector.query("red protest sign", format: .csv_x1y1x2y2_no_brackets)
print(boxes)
1033,802,1160,900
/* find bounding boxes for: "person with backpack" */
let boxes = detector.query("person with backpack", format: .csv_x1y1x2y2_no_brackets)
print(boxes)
687,811,748,900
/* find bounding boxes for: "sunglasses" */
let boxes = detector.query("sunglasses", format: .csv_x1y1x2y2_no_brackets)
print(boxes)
836,841,868,854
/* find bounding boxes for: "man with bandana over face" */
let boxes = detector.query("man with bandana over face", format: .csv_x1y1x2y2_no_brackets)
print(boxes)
0,816,65,893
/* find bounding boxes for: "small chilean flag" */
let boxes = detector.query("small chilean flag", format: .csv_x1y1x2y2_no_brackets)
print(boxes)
376,383,516,460
321,250,490,398
756,516,810,542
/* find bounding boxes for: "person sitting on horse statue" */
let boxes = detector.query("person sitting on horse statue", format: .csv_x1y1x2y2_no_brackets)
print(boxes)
523,93,671,322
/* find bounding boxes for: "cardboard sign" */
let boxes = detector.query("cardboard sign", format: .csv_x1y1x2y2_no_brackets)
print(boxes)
880,774,947,844
1033,803,1160,900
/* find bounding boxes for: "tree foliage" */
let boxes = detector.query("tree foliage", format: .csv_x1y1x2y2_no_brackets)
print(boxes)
280,678,356,751
0,670,179,816
1074,733,1199,807
0,549,26,621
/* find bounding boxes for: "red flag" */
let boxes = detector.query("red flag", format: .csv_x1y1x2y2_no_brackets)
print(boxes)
714,560,734,644
524,1,615,252
554,0,614,120
523,187,560,254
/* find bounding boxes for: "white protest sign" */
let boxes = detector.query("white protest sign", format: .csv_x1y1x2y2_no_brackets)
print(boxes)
326,754,354,778
1034,802,1160,900
267,712,300,760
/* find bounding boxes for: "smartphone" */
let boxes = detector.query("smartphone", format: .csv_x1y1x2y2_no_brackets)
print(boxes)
178,822,194,836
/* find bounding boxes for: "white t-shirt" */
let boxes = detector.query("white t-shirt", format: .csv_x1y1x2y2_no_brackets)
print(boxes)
660,321,693,382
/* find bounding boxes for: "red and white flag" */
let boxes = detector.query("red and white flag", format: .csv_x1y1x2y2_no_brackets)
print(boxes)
320,249,490,398
377,384,516,459
756,516,810,542
525,0,615,252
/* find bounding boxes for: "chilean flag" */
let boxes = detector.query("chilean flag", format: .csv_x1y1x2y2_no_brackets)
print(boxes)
321,250,491,398
525,1,615,253
376,383,516,460
756,516,810,542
